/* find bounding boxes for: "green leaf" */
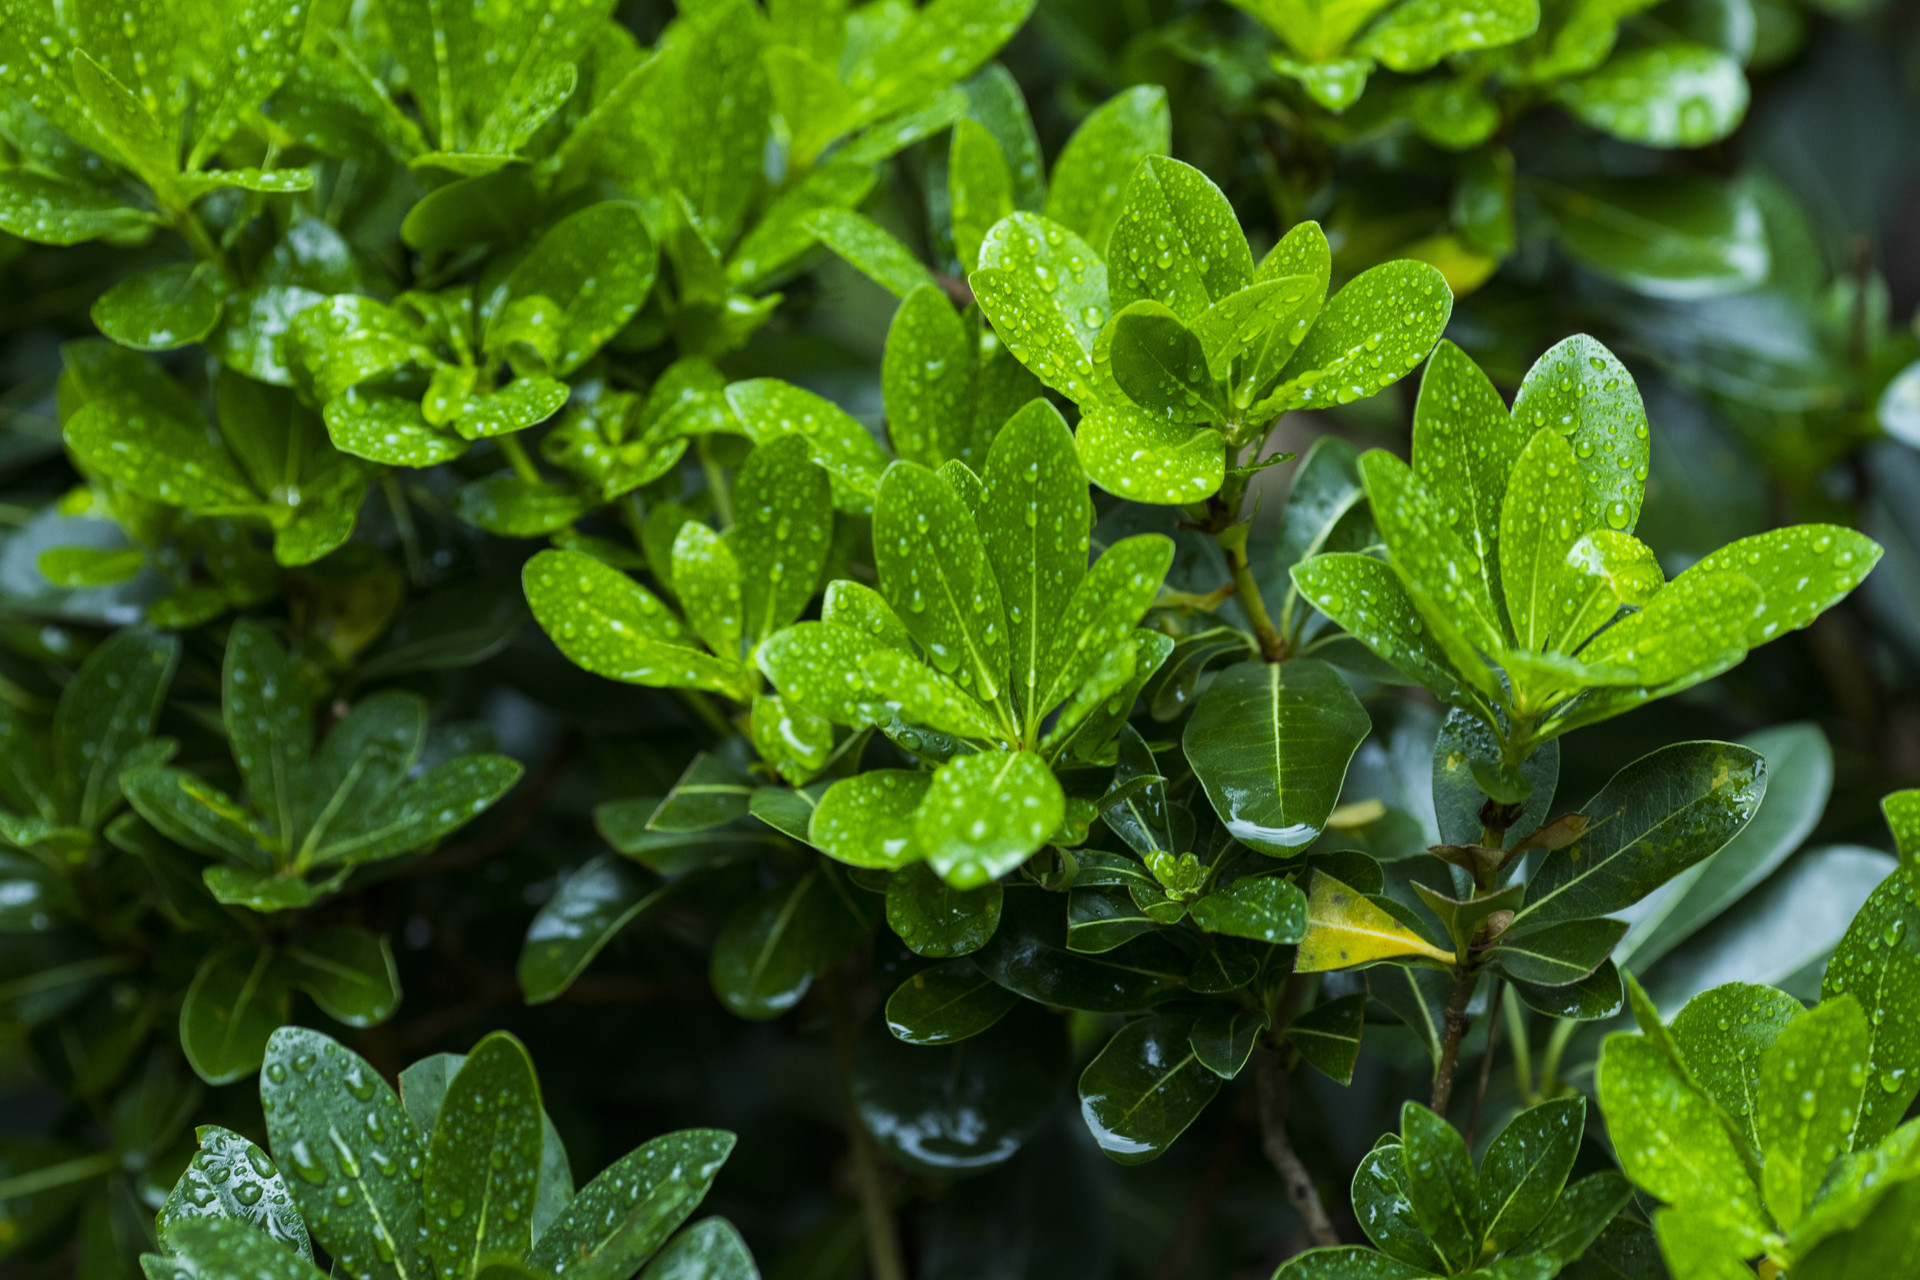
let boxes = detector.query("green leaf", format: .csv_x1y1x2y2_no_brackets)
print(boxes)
1521,1172,1637,1267
1290,554,1468,701
671,522,744,661
1355,0,1540,71
735,434,834,644
527,1129,736,1280
1261,261,1452,413
1757,996,1871,1230
51,626,178,830
709,869,866,1018
638,1219,758,1280
91,264,224,352
1288,992,1368,1085
917,750,1064,888
1490,917,1626,986
1078,1012,1221,1164
1350,1137,1447,1272
1360,449,1507,663
35,544,144,588
1670,982,1803,1148
0,170,161,245
1398,1102,1478,1272
452,377,572,441
1514,741,1766,932
324,390,464,467
154,1218,329,1280
1510,958,1626,1022
1195,276,1322,387
190,0,313,166
882,286,977,468
1570,565,1760,692
1044,85,1171,252
1107,156,1251,326
307,752,521,868
1558,44,1747,147
1075,398,1225,504
758,621,896,728
65,396,259,510
122,767,262,862
951,117,1014,274
885,958,1020,1046
282,926,400,1027
1477,1096,1585,1253
423,1033,543,1274
1066,886,1158,953
1595,1033,1768,1248
493,202,658,376
1508,335,1651,539
725,379,890,512
180,945,291,1085
810,770,930,869
1683,525,1883,648
874,460,1010,704
1499,428,1589,653
1620,722,1831,971
650,749,756,833
1188,875,1308,943
971,888,1189,1012
1541,175,1769,300
1270,1246,1436,1279
804,208,937,299
1794,1177,1920,1279
1182,659,1370,856
70,49,177,190
1190,1005,1271,1079
1296,871,1455,972
886,861,1002,958
524,549,754,699
517,854,668,1005
262,1026,428,1280
222,620,312,851
160,1125,313,1260
978,400,1093,727
1822,871,1920,1148
969,212,1110,404
1108,301,1226,423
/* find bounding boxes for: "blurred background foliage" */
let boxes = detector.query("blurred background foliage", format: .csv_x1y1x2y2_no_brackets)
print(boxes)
3,0,1920,1277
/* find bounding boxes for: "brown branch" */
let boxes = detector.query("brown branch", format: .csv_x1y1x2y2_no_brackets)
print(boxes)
1255,1046,1339,1248
1151,1124,1245,1280
1464,978,1504,1148
1431,965,1479,1114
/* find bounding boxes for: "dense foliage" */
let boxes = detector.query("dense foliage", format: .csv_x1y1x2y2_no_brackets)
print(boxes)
3,0,1919,1278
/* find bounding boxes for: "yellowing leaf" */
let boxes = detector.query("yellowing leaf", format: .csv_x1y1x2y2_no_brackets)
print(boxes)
1295,871,1455,972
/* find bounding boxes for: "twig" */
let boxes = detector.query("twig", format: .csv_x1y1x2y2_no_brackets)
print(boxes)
823,970,908,1280
1255,1046,1339,1248
1431,965,1478,1114
1464,978,1503,1148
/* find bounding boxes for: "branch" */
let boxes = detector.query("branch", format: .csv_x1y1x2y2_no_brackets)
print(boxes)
1431,964,1479,1113
823,970,908,1280
1255,1046,1339,1248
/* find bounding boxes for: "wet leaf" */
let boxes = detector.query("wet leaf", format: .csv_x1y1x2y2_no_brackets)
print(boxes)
638,1218,757,1280
1108,301,1226,424
886,861,1003,957
1757,997,1870,1230
1490,917,1626,986
1821,870,1920,1149
971,889,1189,1012
0,171,161,245
1288,992,1368,1085
1075,397,1224,504
261,1027,428,1280
810,770,930,870
65,396,260,510
882,286,976,468
1188,875,1308,943
709,870,866,1018
1683,525,1883,648
970,212,1109,404
1262,261,1452,413
527,1129,736,1280
1182,659,1371,856
424,1033,543,1274
874,460,1009,704
1044,86,1170,252
804,208,937,299
1541,175,1769,300
155,1218,328,1280
1558,44,1748,147
1190,1005,1270,1079
1296,871,1454,972
283,926,401,1027
159,1125,313,1260
1077,1011,1220,1165
950,118,1014,274
1477,1096,1585,1253
917,750,1063,888
725,379,889,512
518,855,667,1005
1397,1102,1477,1271
493,202,657,375
1670,982,1803,1148
886,959,1020,1045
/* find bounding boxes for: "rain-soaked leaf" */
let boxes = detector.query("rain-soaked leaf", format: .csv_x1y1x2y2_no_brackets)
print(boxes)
1477,1096,1586,1253
1182,660,1371,856
970,212,1110,404
154,1218,329,1280
1187,875,1308,944
424,1033,544,1275
1756,997,1870,1230
1077,1011,1219,1165
1558,44,1748,148
917,750,1064,888
886,861,1003,958
1821,871,1920,1148
92,263,225,351
709,870,866,1019
1075,398,1225,505
65,396,260,510
527,1129,737,1280
874,460,1010,705
1670,982,1803,1148
882,285,977,468
725,378,890,511
518,855,668,1004
1682,525,1882,648
1260,261,1452,413
1044,86,1171,252
810,770,930,870
804,208,938,299
886,959,1021,1045
1397,1103,1477,1271
261,1027,428,1280
160,1124,314,1258
1107,157,1250,324
180,945,292,1086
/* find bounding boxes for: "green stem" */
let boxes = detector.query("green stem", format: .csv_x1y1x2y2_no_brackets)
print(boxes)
496,434,542,484
1504,985,1535,1104
823,971,907,1280
381,472,426,587
1539,1016,1577,1097
1223,531,1287,662
699,438,734,526
679,689,736,740
0,1151,120,1200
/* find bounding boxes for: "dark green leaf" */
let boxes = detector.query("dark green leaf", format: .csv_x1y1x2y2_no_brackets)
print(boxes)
1190,1005,1270,1079
709,870,867,1019
1287,991,1368,1085
527,1129,736,1280
886,862,1003,958
1477,1096,1585,1254
52,626,178,830
423,1032,543,1273
180,946,291,1086
885,959,1021,1046
153,1218,328,1280
971,889,1189,1012
1541,175,1769,299
638,1218,757,1280
1182,659,1371,856
1398,1102,1478,1272
1491,917,1627,986
1077,1012,1220,1165
261,1027,428,1280
159,1125,312,1260
282,926,401,1027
